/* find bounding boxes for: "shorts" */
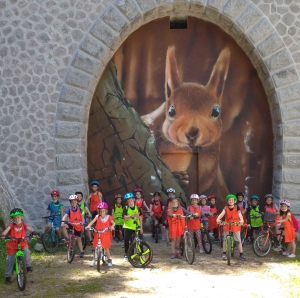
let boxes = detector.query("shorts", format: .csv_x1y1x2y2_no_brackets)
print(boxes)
153,216,163,225
66,223,82,237
223,231,241,243
124,228,136,242
48,217,61,228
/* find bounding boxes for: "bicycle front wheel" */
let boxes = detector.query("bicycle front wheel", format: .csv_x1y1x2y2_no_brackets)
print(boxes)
67,237,76,263
96,248,102,273
202,230,212,254
240,226,248,246
42,229,59,253
127,240,153,268
253,234,271,257
219,225,224,248
16,256,27,291
184,232,195,265
226,237,232,266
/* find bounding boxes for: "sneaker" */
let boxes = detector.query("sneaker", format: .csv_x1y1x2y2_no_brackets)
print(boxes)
27,266,33,272
90,260,95,267
282,252,290,256
59,239,64,245
124,255,128,262
176,253,182,259
239,254,246,261
5,277,12,284
199,248,204,253
170,254,176,259
107,259,112,267
79,252,84,258
222,254,227,260
288,254,296,258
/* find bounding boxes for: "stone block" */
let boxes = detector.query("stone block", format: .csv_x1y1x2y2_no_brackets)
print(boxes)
247,18,274,45
272,67,299,88
283,120,300,137
236,4,263,32
56,140,82,154
283,137,300,153
282,184,300,203
114,0,140,21
272,106,282,124
56,121,83,138
101,5,128,32
56,154,84,170
256,33,285,58
65,68,93,90
90,20,116,49
218,14,233,32
189,1,206,16
57,103,84,122
282,154,300,168
264,48,293,73
207,0,227,11
59,85,90,107
58,184,87,202
72,51,101,75
136,0,157,13
277,82,300,105
230,23,244,41
281,102,300,122
222,0,248,19
57,170,82,185
204,6,221,20
268,91,279,108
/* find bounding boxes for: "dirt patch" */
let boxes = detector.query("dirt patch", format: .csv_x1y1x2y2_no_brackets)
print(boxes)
1,235,299,298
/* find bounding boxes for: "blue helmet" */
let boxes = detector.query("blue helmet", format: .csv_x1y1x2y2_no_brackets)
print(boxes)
91,180,99,186
251,195,259,201
124,192,134,200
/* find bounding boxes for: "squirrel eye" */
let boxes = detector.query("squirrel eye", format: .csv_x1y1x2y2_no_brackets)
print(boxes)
210,105,220,118
168,105,176,118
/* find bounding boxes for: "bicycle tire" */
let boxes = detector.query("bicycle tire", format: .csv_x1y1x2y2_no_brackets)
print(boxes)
253,234,271,257
219,225,224,248
16,256,27,291
226,237,232,266
67,237,76,263
81,229,87,250
201,230,212,254
102,248,108,265
184,231,195,265
96,248,102,273
231,241,235,257
42,228,59,253
127,240,153,268
155,225,159,243
179,236,184,256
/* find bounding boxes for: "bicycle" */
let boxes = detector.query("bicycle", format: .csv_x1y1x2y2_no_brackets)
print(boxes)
61,221,83,263
240,222,249,246
178,215,196,264
219,221,241,266
2,235,36,291
200,218,212,254
253,219,285,257
42,215,60,253
112,217,123,242
127,216,153,268
88,227,110,272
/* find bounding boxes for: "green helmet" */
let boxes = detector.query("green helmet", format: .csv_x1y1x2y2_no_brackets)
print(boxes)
226,194,237,202
10,208,24,218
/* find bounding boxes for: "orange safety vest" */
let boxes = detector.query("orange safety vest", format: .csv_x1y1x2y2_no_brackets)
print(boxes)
167,207,185,238
89,191,103,212
208,205,218,230
265,205,280,223
224,206,241,233
69,207,83,232
151,199,163,218
187,205,201,230
6,222,28,255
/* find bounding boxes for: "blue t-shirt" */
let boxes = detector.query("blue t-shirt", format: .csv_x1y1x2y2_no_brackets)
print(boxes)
47,201,64,217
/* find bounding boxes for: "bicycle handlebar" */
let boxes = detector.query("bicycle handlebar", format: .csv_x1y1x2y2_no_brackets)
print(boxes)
61,221,83,225
88,227,110,233
219,221,241,226
42,214,61,219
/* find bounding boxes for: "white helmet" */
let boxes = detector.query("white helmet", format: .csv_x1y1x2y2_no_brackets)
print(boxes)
167,188,175,194
279,199,290,207
190,194,199,200
69,195,78,201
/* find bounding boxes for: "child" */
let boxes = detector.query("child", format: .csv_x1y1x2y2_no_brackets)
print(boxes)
86,202,115,267
86,180,103,219
111,194,124,242
236,192,248,224
247,195,263,242
264,194,280,239
216,194,246,261
163,188,176,243
277,199,296,258
0,208,37,284
187,194,203,253
43,190,64,243
208,194,219,242
134,188,151,220
61,195,85,258
199,195,210,230
123,192,143,261
167,197,192,259
76,191,93,245
149,192,165,240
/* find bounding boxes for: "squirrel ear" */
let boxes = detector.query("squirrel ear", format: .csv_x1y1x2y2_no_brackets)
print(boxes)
206,47,230,102
165,46,181,99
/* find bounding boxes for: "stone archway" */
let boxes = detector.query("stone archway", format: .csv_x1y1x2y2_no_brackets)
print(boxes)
54,1,300,209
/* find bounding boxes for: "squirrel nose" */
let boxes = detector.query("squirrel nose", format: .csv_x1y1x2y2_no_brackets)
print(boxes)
186,127,199,140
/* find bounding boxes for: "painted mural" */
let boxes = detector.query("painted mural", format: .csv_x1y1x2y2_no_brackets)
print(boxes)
87,17,273,208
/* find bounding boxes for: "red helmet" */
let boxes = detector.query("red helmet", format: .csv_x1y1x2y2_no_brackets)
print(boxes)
51,190,60,196
134,188,143,193
208,194,217,200
115,194,122,199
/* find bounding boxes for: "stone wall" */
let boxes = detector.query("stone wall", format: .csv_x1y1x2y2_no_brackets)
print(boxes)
1,0,300,228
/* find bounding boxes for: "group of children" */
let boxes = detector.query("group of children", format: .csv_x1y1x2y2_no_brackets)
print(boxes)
1,184,298,284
